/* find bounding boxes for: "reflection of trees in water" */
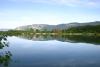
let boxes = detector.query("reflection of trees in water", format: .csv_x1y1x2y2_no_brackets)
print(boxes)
64,35,100,45
0,51,12,67
0,36,12,67
19,34,100,45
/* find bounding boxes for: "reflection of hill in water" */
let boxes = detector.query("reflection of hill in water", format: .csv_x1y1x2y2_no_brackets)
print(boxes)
18,35,100,45
0,36,12,67
64,36,100,45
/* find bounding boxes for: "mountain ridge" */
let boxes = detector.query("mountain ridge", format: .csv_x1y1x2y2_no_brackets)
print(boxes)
15,21,100,31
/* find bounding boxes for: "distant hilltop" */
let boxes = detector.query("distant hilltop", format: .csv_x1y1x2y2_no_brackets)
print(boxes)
0,29,10,31
15,21,100,31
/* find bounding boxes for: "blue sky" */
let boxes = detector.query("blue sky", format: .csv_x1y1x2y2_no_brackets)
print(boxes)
0,0,100,29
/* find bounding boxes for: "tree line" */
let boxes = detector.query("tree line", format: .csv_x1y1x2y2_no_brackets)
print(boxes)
0,25,100,36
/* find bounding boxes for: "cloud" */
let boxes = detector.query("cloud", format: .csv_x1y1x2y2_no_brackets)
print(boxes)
7,0,100,7
86,2,97,7
9,0,80,5
9,0,75,4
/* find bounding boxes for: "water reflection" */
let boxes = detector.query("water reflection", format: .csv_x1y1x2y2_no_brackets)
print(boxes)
0,36,12,67
0,51,12,67
10,35,100,67
0,35,99,67
18,34,100,45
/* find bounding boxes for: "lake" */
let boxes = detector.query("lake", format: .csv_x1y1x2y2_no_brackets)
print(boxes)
0,35,100,67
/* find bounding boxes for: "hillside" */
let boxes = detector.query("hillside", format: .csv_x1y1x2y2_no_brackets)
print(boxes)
15,21,100,31
65,25,100,33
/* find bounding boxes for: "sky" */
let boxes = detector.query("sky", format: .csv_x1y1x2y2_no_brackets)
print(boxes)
0,0,100,29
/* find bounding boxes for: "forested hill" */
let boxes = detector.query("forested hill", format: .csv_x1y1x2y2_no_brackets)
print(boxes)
15,21,100,31
0,21,100,36
65,25,100,33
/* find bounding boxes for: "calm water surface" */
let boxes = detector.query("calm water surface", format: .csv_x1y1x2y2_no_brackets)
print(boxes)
0,35,100,67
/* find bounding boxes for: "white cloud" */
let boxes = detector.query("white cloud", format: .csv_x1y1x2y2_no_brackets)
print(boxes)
8,0,100,7
87,1,100,7
86,2,96,6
